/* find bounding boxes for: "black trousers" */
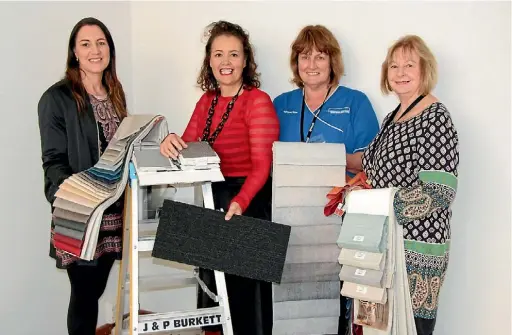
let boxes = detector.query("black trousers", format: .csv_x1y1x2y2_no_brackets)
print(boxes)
66,254,116,335
415,317,436,335
197,177,273,335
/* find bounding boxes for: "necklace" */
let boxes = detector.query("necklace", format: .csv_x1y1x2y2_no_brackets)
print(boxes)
201,83,244,146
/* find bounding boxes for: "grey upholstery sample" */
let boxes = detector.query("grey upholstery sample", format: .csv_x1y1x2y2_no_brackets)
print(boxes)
285,244,340,264
272,317,339,335
273,142,346,166
337,213,389,253
338,248,386,271
280,262,340,283
272,206,341,226
273,299,340,320
288,225,341,245
339,265,385,288
273,165,346,187
272,281,340,302
273,186,334,207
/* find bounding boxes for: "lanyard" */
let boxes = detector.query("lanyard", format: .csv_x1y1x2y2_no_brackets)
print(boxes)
299,86,332,143
367,94,425,177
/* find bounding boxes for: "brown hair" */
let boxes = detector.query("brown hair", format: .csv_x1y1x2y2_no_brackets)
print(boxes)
290,25,344,88
65,17,127,119
380,35,438,95
197,20,260,92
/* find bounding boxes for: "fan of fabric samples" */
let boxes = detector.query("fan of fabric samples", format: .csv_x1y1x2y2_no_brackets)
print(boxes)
51,114,169,261
152,199,291,283
336,188,418,335
270,141,346,335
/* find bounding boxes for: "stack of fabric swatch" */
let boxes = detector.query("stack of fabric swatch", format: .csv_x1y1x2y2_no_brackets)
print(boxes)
51,114,169,261
271,141,347,335
338,188,417,334
132,141,220,173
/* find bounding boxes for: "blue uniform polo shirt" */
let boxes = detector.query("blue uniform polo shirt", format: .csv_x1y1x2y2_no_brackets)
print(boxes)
273,85,379,154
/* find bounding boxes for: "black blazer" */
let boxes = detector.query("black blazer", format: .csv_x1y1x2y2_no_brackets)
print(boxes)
37,79,101,204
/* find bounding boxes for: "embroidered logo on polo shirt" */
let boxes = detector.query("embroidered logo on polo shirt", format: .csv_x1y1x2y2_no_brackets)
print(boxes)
328,107,350,114
283,110,298,114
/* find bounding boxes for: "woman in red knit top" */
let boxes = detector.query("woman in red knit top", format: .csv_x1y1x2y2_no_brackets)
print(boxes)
160,21,279,335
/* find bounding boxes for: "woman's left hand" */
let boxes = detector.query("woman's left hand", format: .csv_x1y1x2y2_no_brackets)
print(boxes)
225,202,242,220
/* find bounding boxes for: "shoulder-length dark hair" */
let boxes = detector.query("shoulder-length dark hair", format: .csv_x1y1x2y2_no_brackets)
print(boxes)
65,17,127,119
197,20,260,92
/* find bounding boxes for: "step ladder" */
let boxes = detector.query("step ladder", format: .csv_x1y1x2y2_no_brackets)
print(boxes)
114,162,234,335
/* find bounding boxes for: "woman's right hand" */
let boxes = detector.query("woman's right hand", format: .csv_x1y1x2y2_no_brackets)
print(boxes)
160,133,188,159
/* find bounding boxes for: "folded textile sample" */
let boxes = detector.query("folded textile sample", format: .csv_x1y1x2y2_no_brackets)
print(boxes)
152,199,291,283
271,141,346,335
132,141,221,172
51,114,169,260
336,188,417,335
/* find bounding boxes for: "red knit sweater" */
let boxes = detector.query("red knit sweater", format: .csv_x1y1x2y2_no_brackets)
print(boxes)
182,87,280,212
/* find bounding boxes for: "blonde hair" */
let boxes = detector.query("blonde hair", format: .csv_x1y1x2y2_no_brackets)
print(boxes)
290,25,344,88
380,35,438,95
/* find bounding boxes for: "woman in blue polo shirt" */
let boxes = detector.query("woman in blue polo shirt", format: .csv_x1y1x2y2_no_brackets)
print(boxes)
274,24,379,175
273,24,379,335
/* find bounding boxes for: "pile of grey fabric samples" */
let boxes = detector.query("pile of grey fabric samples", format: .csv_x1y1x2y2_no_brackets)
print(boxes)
271,141,347,335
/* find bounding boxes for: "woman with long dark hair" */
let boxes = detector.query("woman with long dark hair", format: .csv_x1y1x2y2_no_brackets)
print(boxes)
37,17,127,335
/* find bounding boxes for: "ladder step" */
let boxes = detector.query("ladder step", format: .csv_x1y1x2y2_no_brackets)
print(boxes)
121,329,200,335
138,238,155,252
125,274,197,292
123,307,225,334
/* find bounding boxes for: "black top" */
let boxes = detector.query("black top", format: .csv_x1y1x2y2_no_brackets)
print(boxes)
37,79,102,204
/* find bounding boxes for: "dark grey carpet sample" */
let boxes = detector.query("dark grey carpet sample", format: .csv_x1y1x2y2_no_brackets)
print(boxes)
152,200,291,283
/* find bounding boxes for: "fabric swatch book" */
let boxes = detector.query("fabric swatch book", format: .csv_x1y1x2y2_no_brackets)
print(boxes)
50,114,169,261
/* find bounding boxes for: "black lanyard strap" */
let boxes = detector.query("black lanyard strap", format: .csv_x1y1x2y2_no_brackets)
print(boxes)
299,86,332,143
368,94,425,169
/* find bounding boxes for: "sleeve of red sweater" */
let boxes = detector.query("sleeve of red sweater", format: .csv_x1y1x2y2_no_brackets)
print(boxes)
182,94,208,141
231,91,280,212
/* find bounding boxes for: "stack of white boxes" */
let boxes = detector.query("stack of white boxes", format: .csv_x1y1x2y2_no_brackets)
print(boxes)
271,141,347,335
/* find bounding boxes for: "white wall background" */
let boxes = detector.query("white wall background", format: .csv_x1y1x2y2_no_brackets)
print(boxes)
0,1,510,334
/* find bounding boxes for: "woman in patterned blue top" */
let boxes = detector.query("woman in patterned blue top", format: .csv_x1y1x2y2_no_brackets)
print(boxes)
273,25,379,176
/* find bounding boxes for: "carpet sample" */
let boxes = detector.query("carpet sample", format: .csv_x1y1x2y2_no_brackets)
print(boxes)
152,199,291,283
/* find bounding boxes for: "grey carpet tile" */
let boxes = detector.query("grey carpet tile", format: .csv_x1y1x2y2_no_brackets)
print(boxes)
152,200,291,283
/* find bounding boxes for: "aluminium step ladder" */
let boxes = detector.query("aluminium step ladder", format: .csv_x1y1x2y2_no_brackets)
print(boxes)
114,162,234,335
